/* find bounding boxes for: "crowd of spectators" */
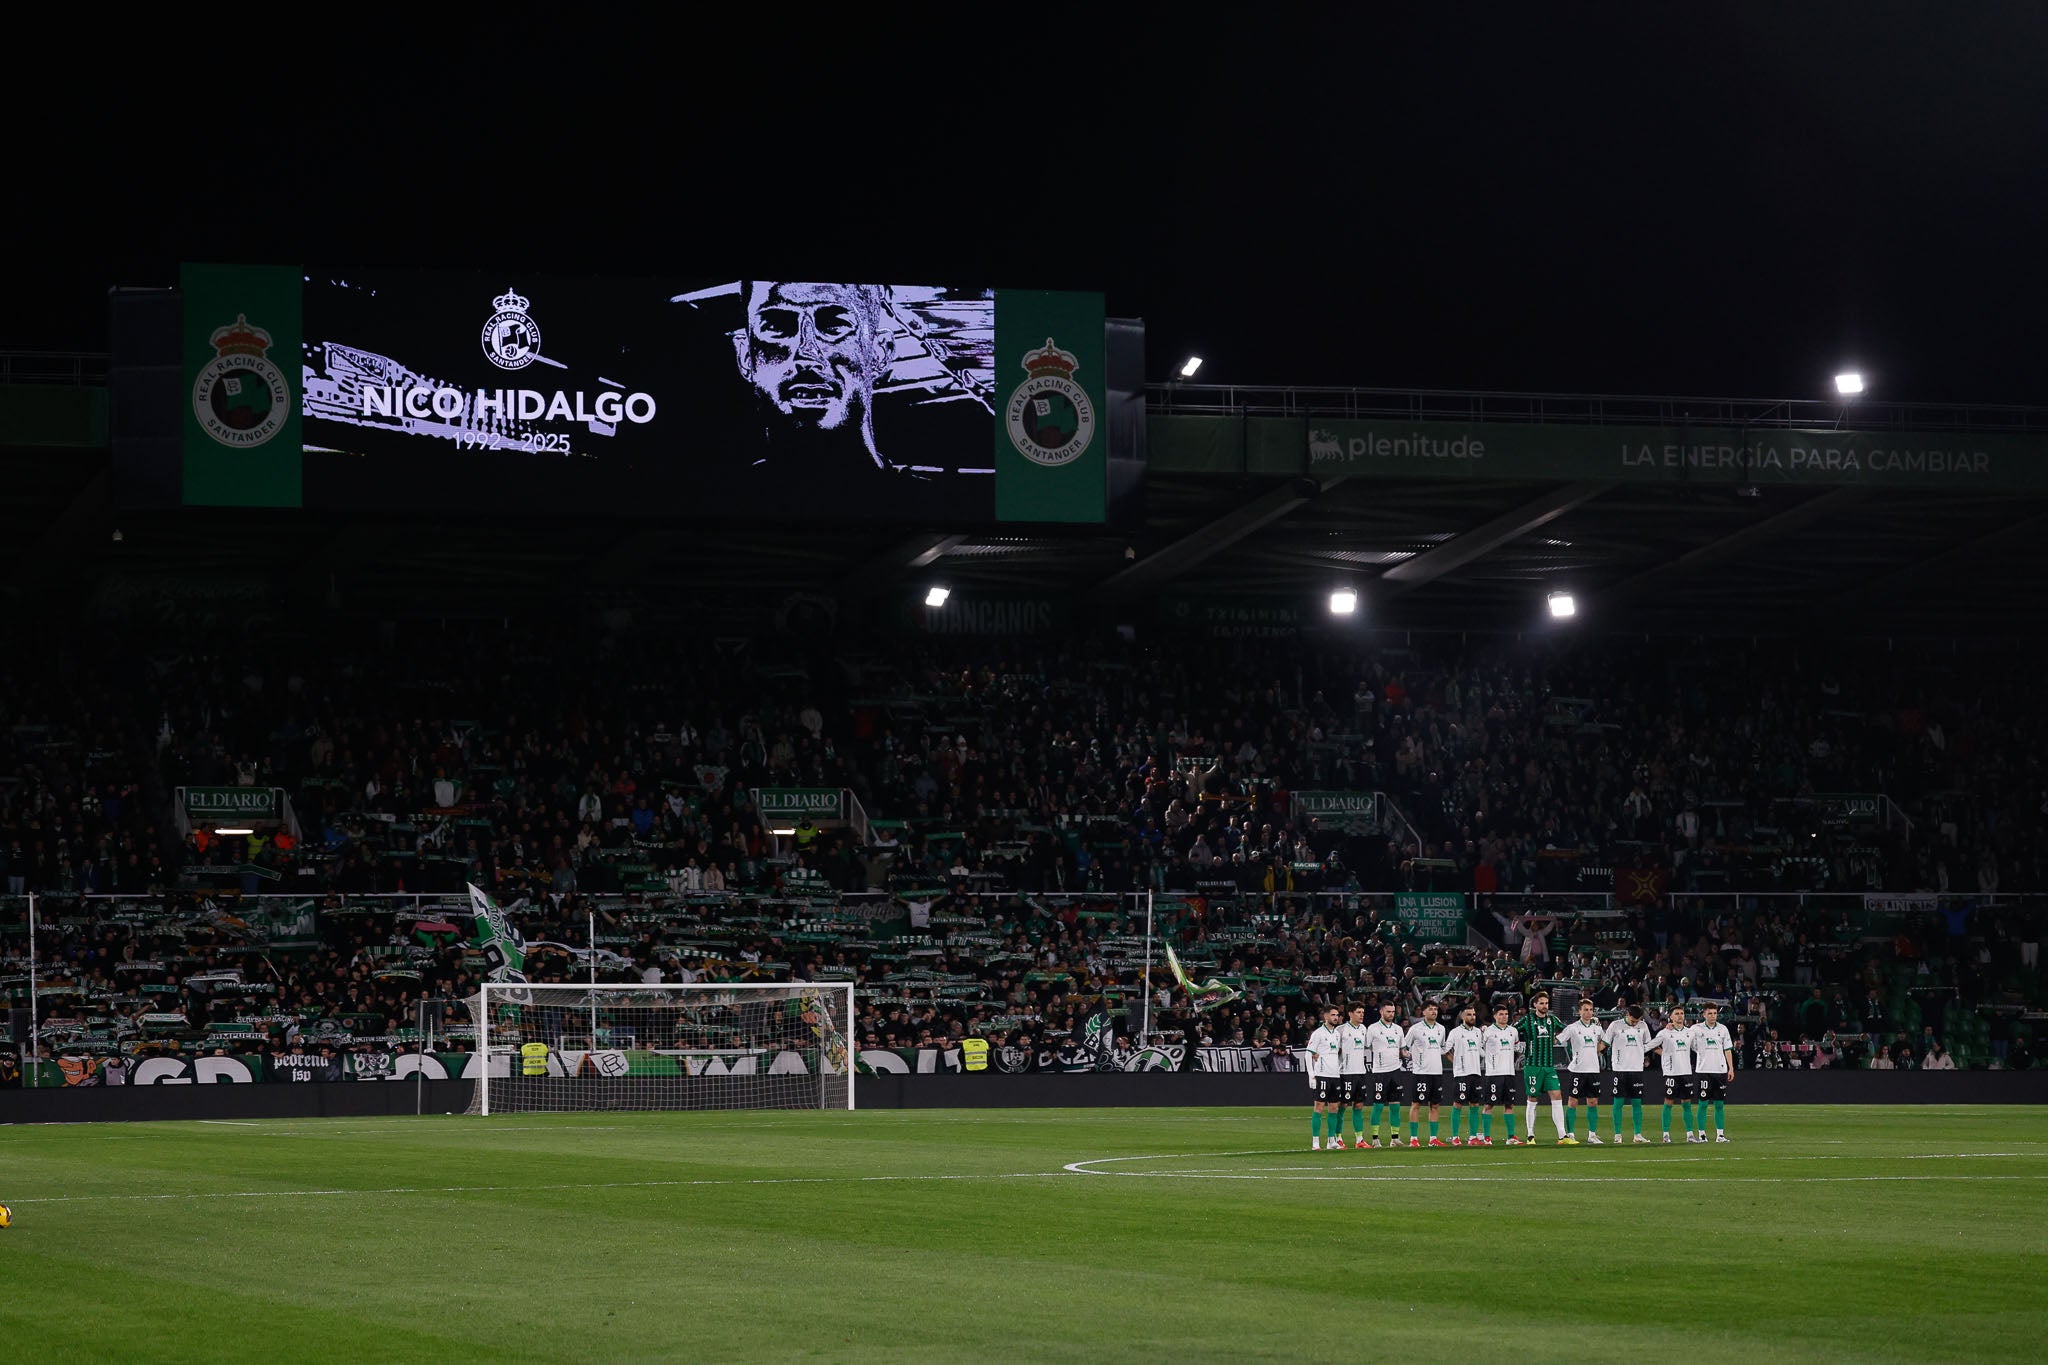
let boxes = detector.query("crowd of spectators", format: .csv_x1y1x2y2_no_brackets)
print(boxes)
3,621,2043,1082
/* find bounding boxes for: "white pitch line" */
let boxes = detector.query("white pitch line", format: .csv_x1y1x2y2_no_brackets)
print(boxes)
1065,1172,2048,1185
241,1124,635,1137
1144,1152,2033,1175
10,1170,1071,1207
197,1120,261,1127
1064,1154,2039,1186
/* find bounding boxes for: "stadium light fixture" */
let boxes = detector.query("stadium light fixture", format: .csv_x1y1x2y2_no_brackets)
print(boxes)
924,585,950,607
214,827,254,837
1547,590,1577,620
1178,355,1204,379
1834,371,1865,396
1328,588,1358,616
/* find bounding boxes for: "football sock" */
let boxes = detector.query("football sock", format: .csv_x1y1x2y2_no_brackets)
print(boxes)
1613,1098,1624,1136
1682,1102,1695,1132
1428,1120,1438,1139
1450,1109,1462,1138
1715,1100,1726,1131
1662,1104,1672,1135
1525,1099,1538,1134
1587,1106,1599,1135
1351,1108,1365,1136
1311,1112,1323,1139
1370,1104,1383,1130
1469,1105,1481,1135
1565,1107,1577,1135
1481,1112,1493,1139
1505,1111,1516,1137
1632,1099,1644,1135
1408,1119,1419,1139
1549,1099,1567,1135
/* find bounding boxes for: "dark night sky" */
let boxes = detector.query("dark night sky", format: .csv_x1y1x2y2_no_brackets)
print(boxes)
9,3,2047,402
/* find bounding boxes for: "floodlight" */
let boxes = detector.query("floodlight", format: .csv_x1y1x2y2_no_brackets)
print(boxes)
1178,356,1204,379
1547,591,1577,619
1834,372,1865,396
1328,588,1358,616
924,585,950,607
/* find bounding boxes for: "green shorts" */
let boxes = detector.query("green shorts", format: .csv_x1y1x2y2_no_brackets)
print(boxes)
1524,1066,1561,1095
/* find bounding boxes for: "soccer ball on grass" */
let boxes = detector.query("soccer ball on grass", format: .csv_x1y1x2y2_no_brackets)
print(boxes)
0,1202,12,1229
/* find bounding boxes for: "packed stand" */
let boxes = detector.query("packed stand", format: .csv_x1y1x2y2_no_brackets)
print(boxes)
2,624,2044,1083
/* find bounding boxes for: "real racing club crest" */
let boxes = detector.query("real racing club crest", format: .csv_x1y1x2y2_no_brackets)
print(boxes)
481,286,542,370
191,314,293,449
1005,335,1096,467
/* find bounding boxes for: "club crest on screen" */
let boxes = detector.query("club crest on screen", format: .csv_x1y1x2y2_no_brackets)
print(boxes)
191,314,293,450
1005,335,1096,468
481,287,542,370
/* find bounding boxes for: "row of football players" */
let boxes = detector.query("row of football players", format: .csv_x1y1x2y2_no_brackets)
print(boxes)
1303,993,1738,1148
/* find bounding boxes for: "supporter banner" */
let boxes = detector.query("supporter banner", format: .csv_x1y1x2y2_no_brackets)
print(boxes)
858,1041,1188,1075
1297,791,1379,834
1302,418,2048,489
1815,794,1883,824
32,1046,1211,1085
1863,893,1941,915
753,788,846,823
1193,1046,1296,1072
26,1051,489,1086
897,592,1069,636
993,290,1108,523
1614,865,1671,906
181,263,303,508
1160,595,1305,639
180,786,281,822
177,267,1118,523
247,899,319,950
1392,891,1467,940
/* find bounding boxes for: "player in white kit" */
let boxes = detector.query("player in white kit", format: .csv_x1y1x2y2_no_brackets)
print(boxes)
1480,1003,1523,1145
1646,1004,1696,1143
1444,1004,1486,1146
1365,1000,1409,1147
1690,1002,1736,1142
1602,1002,1653,1143
1305,1005,1344,1149
1335,1002,1371,1150
1557,998,1607,1144
1402,1002,1450,1148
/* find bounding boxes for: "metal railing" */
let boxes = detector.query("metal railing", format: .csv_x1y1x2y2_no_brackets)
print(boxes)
0,351,109,386
1147,382,2048,433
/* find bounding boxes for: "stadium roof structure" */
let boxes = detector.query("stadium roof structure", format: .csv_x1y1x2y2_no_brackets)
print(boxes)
6,362,2047,636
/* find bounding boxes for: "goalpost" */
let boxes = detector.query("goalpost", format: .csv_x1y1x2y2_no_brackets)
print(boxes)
465,982,855,1116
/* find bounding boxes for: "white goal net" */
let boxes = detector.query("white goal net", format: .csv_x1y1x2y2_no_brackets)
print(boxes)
465,983,855,1115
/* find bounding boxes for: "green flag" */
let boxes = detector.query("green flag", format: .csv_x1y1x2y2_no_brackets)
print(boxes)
467,882,528,986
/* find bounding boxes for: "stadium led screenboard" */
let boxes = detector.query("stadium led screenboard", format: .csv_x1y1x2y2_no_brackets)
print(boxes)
176,264,1115,523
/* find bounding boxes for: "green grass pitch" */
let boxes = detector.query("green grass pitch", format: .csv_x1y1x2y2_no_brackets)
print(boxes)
2,1106,2043,1362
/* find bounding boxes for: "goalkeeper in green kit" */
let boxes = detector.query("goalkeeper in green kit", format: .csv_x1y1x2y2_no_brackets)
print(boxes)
1517,991,1571,1144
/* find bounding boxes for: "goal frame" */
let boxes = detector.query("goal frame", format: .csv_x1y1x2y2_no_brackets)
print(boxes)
472,981,856,1116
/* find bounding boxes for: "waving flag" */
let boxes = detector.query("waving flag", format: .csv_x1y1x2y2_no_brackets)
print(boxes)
467,883,531,1001
1166,944,1242,1011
